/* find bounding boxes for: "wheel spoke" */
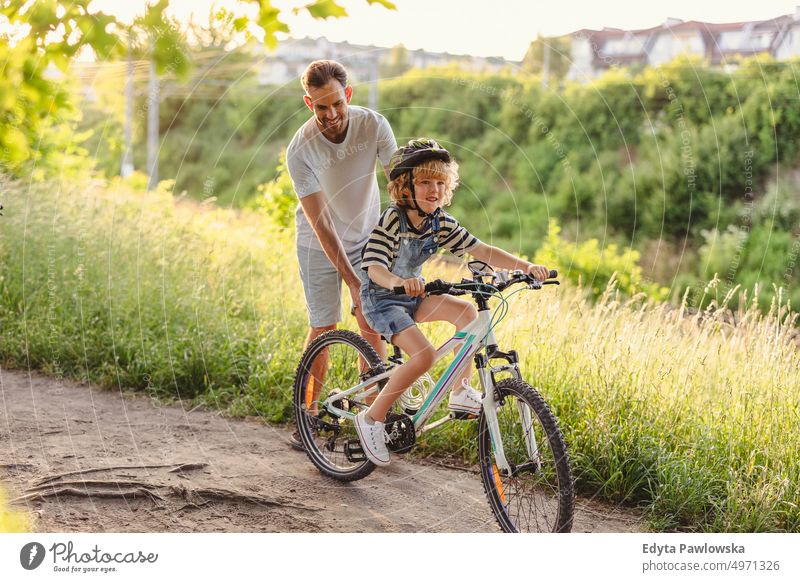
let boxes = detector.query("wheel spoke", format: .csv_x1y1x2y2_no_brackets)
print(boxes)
478,379,574,532
294,331,382,481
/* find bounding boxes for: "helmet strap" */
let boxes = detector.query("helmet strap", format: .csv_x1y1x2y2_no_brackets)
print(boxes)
405,171,429,218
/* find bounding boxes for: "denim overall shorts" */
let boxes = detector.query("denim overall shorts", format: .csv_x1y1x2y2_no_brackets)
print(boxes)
361,209,440,342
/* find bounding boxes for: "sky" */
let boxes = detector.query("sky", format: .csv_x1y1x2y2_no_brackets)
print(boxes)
90,0,800,60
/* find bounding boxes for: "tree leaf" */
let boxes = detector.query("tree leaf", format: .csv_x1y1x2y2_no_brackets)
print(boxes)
0,126,31,165
251,0,289,50
232,16,249,32
140,0,169,30
304,0,348,20
366,0,397,9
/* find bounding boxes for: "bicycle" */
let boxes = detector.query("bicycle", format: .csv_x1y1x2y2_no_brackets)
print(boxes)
293,261,574,533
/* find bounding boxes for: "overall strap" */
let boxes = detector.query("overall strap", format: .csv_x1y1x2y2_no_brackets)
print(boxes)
394,204,410,234
387,205,406,273
429,209,442,245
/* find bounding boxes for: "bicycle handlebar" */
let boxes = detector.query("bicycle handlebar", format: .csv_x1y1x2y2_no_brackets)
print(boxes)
392,269,559,296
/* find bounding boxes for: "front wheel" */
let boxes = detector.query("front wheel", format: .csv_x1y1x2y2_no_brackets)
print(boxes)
478,378,574,532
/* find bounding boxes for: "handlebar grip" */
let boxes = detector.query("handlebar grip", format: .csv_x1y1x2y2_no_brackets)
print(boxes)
549,269,558,279
394,279,449,295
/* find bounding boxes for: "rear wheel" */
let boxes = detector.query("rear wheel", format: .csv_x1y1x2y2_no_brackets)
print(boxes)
478,378,574,532
293,330,383,481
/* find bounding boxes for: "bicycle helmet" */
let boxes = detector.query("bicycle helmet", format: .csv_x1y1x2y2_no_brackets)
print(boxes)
388,138,452,220
388,138,451,181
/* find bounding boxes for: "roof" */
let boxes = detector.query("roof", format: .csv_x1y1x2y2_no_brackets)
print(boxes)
570,12,800,69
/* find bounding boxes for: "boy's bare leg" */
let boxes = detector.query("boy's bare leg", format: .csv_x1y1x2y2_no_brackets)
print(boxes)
366,326,435,422
414,295,478,392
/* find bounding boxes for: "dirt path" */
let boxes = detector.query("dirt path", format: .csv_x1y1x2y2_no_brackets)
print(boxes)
1,368,644,533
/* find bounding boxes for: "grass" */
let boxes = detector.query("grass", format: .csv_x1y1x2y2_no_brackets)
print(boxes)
0,486,29,532
509,283,800,532
0,175,308,422
1,174,799,532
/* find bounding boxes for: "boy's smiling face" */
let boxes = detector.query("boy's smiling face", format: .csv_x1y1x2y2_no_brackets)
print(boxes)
413,174,447,214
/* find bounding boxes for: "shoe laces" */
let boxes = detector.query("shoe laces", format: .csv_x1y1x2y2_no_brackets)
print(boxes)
376,421,392,444
365,416,390,444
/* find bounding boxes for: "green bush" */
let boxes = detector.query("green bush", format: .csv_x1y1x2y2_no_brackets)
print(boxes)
246,150,296,228
72,55,800,318
534,218,668,300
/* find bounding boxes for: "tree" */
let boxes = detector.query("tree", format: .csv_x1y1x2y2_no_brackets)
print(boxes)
521,34,571,82
0,0,186,172
380,43,411,78
0,0,396,175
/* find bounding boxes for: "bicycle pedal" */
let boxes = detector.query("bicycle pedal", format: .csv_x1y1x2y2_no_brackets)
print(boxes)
450,411,479,420
343,439,367,462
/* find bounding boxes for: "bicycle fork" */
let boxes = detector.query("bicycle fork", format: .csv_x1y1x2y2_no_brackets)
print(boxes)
478,360,542,476
479,367,512,474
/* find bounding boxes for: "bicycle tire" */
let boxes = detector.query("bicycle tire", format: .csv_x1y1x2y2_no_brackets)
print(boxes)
293,329,383,481
478,378,574,532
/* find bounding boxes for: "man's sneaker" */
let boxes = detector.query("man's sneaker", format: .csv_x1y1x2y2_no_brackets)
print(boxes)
288,430,305,451
289,417,320,451
353,411,390,466
448,380,483,414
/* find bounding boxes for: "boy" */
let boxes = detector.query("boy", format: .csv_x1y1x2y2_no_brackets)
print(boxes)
356,138,550,465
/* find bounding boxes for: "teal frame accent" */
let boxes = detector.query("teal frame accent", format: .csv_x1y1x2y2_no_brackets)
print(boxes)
412,333,476,424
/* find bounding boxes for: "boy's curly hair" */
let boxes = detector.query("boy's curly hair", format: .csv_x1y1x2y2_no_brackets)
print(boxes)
387,158,460,208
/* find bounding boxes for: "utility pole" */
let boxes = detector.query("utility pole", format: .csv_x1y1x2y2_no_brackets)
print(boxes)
542,38,551,89
146,58,159,191
368,57,378,111
121,32,134,177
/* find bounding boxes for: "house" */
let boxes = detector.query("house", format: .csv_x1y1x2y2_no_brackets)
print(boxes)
567,8,800,81
255,37,518,87
773,14,800,60
567,25,659,80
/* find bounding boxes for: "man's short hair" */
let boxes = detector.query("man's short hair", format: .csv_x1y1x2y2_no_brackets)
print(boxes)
301,60,348,92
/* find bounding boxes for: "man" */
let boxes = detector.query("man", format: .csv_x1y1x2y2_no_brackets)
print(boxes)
286,60,396,449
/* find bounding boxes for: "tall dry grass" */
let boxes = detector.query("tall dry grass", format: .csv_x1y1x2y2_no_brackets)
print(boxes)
497,278,800,531
0,176,308,422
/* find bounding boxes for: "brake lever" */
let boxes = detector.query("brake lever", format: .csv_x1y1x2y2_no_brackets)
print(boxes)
526,279,560,289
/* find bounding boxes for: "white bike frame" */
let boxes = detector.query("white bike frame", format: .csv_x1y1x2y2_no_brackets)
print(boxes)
318,309,536,474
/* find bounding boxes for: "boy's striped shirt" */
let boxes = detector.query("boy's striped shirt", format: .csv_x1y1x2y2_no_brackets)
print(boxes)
361,206,480,271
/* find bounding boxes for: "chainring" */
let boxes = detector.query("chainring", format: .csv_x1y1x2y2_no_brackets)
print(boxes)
384,412,416,454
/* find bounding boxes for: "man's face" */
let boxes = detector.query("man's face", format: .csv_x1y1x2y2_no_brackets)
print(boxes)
303,81,353,142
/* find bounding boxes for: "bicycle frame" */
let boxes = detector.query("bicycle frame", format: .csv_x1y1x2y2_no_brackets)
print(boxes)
317,308,532,474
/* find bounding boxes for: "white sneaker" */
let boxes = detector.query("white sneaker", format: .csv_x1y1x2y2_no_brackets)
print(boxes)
354,411,390,466
448,380,483,414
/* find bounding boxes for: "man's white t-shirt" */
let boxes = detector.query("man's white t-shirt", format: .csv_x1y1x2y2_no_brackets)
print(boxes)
286,105,397,253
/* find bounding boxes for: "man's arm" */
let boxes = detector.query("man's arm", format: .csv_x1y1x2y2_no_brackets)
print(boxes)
298,191,360,290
